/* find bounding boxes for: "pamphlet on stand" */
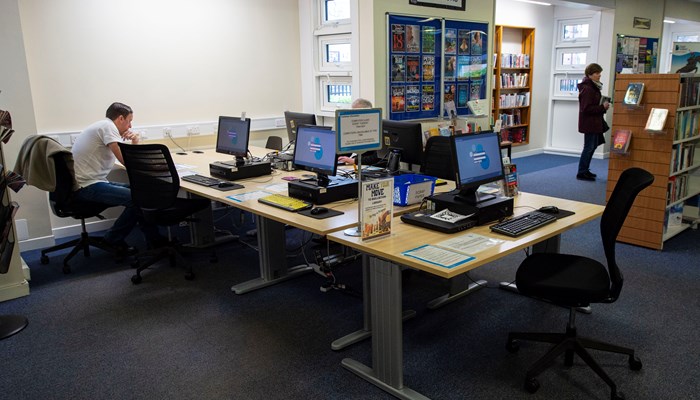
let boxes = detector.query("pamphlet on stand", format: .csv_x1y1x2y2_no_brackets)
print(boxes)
645,108,668,133
360,178,393,240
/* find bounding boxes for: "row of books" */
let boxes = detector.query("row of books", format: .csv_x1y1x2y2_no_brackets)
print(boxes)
499,72,529,88
670,142,697,174
667,175,690,205
500,53,530,69
498,92,530,108
498,110,522,127
502,127,527,143
679,77,700,108
674,109,700,141
664,203,684,233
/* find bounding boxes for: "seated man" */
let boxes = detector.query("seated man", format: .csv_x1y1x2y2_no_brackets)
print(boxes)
337,98,381,166
71,102,164,254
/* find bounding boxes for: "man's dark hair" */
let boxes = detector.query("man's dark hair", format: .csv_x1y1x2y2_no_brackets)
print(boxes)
584,63,603,77
105,102,133,120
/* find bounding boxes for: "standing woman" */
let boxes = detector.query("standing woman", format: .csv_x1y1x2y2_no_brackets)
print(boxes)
576,63,610,181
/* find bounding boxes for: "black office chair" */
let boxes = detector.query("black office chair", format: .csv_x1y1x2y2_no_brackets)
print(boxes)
420,135,454,180
38,145,121,273
265,135,283,151
505,167,654,400
118,143,213,284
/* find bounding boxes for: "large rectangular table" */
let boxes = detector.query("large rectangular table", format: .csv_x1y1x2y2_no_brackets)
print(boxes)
327,192,604,400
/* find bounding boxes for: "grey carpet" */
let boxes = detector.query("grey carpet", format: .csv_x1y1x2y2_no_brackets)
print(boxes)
1,156,698,400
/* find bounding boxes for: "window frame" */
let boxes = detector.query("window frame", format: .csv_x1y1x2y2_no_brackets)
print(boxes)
557,18,591,45
319,75,353,111
318,34,352,72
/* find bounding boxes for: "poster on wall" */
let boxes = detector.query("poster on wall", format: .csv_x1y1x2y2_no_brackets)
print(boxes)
670,42,700,74
388,14,488,121
615,35,658,74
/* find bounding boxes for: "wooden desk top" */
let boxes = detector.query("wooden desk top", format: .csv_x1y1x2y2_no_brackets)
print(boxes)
327,192,605,279
172,147,456,236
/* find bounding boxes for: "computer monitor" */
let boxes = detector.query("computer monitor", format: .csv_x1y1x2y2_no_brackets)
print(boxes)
378,120,424,167
293,125,338,187
450,131,505,205
216,116,251,166
284,111,316,143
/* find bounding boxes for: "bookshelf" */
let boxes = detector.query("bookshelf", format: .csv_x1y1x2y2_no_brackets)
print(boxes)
608,73,700,250
492,25,534,146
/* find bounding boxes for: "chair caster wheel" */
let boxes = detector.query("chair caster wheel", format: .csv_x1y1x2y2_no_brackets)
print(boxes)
612,390,626,400
131,275,142,284
130,261,140,269
62,263,71,274
40,255,49,265
629,356,642,371
184,272,195,281
506,339,520,353
524,377,540,393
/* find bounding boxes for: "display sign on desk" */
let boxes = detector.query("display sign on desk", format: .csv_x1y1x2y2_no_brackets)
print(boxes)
361,178,394,240
335,108,382,153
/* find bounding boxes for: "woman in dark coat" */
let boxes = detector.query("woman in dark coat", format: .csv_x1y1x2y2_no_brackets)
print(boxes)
576,63,610,181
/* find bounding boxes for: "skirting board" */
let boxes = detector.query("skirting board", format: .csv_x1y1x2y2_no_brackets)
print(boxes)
18,218,116,252
0,279,30,302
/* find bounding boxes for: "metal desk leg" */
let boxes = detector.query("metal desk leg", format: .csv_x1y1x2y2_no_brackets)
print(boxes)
231,215,312,294
426,273,487,310
187,194,238,248
332,255,416,351
498,235,590,313
341,257,428,400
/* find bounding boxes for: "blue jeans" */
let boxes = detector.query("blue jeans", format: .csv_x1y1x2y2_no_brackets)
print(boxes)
73,181,160,244
578,134,598,175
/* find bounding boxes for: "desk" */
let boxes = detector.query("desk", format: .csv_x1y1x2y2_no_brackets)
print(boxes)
327,192,604,400
172,147,455,294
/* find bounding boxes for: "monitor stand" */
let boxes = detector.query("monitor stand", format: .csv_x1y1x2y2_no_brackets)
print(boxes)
453,188,496,205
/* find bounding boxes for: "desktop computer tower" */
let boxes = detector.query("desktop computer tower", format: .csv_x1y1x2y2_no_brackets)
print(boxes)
209,161,272,181
427,192,514,225
288,178,358,205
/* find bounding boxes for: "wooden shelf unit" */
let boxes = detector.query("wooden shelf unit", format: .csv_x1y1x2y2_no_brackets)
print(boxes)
492,25,534,146
607,73,700,250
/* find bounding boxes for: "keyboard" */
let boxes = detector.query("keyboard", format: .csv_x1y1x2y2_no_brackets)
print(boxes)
490,210,557,237
258,194,313,212
181,174,222,187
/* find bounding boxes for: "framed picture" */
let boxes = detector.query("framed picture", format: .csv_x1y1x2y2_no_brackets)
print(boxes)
633,17,651,30
409,0,466,11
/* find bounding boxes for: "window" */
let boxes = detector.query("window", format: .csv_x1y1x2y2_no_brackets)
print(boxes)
320,76,352,109
319,34,352,71
674,33,700,43
558,19,590,43
556,47,589,70
323,0,350,24
553,73,583,97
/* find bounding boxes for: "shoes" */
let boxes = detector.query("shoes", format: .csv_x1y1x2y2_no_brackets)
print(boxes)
100,238,138,256
576,171,596,181
586,170,597,177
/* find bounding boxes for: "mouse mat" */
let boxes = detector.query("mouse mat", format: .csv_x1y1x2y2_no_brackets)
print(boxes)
298,208,344,219
211,183,244,192
553,209,575,219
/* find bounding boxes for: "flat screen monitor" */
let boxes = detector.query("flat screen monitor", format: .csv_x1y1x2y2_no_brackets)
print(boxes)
216,116,251,165
450,131,505,205
284,111,316,143
378,120,424,167
293,125,337,187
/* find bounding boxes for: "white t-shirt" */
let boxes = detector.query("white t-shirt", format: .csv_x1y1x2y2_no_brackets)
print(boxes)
72,118,122,187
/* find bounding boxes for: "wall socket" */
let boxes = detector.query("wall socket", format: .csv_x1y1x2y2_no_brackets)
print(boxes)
163,127,172,137
187,125,200,136
69,134,80,144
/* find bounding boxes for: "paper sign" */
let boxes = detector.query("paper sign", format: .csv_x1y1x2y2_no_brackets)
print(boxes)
336,108,382,153
361,178,393,240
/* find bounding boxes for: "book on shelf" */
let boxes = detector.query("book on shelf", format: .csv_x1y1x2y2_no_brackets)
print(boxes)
623,82,645,106
645,108,668,132
611,129,632,154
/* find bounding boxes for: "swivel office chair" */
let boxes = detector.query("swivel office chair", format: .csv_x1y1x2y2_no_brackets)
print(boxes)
420,135,454,180
505,167,654,400
118,143,214,284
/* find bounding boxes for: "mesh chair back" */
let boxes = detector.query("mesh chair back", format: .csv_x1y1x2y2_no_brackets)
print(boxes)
420,136,454,180
48,153,75,213
601,167,654,300
118,143,180,211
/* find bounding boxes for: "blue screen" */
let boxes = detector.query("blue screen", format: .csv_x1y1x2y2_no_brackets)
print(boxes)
453,132,503,187
216,116,250,157
293,125,337,175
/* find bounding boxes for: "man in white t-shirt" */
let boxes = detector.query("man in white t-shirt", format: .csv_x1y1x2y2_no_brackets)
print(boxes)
72,102,162,253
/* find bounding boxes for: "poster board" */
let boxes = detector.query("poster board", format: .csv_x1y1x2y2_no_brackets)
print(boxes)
670,42,700,74
615,35,658,74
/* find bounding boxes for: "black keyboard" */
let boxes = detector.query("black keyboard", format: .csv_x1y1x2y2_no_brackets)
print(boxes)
181,174,222,187
490,210,556,237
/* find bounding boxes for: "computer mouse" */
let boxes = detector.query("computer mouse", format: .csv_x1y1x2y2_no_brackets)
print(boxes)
539,206,559,214
217,182,235,188
310,207,329,215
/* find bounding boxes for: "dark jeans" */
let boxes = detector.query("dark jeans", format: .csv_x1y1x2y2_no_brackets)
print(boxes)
73,181,160,244
578,134,600,175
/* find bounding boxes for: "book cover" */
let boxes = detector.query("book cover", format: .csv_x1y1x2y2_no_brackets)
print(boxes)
457,56,471,81
391,24,405,52
612,129,632,153
458,30,470,54
422,55,435,82
444,83,456,104
469,79,483,101
406,25,420,53
421,85,435,111
391,55,406,83
405,85,420,112
470,31,483,55
467,99,488,116
645,108,668,132
391,86,406,113
421,26,436,54
444,55,456,81
623,82,645,105
406,55,420,82
361,178,393,240
445,28,457,54
457,84,469,108
502,163,519,197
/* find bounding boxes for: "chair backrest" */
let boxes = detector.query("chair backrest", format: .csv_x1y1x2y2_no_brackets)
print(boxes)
420,135,454,180
48,153,76,212
118,143,180,211
265,136,283,151
602,167,654,300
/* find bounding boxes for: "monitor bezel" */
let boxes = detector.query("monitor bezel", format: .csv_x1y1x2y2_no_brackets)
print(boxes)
284,111,317,143
378,119,424,166
215,116,251,159
292,124,338,180
450,131,505,201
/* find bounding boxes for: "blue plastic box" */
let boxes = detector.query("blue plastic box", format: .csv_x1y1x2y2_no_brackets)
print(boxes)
392,174,437,206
